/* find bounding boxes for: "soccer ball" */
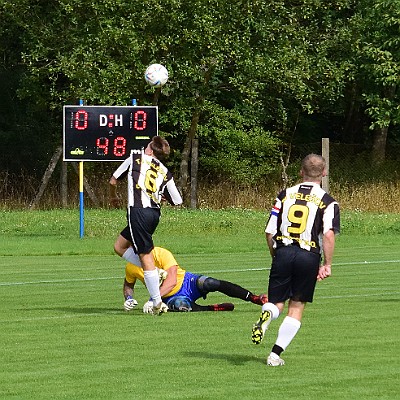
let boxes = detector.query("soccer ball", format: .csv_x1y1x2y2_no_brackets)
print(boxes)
144,64,168,87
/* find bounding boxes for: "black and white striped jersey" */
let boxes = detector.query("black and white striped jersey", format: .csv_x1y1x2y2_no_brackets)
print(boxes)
112,152,182,208
265,182,340,254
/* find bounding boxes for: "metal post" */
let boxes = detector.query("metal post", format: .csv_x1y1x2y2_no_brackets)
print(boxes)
322,138,329,192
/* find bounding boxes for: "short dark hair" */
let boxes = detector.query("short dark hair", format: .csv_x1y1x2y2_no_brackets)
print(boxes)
150,136,170,160
301,154,326,180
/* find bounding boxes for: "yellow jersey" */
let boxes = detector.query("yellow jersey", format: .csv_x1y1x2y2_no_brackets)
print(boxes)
125,247,186,297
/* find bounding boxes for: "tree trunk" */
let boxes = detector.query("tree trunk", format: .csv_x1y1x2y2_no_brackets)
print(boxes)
371,84,397,164
190,138,199,209
343,83,361,143
178,109,200,206
178,136,192,202
371,125,388,164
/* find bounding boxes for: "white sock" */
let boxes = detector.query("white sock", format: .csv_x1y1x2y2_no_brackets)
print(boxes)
275,316,301,351
144,269,162,306
261,302,280,319
122,247,141,265
259,303,280,333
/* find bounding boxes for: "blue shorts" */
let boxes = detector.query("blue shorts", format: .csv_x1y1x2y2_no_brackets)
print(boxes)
163,272,206,311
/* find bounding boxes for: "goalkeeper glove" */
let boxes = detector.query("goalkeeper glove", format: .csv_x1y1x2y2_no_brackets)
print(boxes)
142,300,154,314
158,268,168,285
124,296,138,311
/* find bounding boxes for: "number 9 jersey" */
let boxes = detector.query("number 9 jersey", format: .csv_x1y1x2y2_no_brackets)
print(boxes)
265,182,340,254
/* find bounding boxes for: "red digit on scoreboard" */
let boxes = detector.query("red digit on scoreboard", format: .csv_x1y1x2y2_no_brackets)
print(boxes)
113,136,126,156
74,110,88,130
96,137,109,155
134,110,147,131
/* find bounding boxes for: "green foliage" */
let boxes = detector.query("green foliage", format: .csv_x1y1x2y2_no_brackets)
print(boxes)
198,105,281,183
351,0,400,129
1,0,400,181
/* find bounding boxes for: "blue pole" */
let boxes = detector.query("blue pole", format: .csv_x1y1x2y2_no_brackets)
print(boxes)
79,99,84,238
79,161,84,238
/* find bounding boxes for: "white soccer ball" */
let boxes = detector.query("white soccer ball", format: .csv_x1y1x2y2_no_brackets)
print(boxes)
144,64,169,87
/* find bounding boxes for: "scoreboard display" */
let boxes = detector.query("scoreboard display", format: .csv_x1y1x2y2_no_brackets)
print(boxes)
63,105,158,161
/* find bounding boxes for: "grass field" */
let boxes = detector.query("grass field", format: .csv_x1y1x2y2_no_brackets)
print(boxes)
0,208,399,399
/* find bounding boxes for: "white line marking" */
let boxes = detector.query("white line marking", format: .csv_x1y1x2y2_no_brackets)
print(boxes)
0,259,398,287
0,276,123,286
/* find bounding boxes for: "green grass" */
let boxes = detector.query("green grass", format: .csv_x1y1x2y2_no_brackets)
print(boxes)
0,208,399,399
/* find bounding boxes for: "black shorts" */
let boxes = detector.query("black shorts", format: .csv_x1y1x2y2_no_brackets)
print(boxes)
268,245,320,303
121,207,160,254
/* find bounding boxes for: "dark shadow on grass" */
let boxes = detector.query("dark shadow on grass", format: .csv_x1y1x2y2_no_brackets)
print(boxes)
184,350,265,366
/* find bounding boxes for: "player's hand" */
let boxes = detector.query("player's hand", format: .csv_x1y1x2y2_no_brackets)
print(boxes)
317,265,331,281
142,300,154,314
124,297,138,311
158,268,168,285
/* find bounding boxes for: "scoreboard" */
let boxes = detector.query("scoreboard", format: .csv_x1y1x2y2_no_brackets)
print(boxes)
63,105,158,161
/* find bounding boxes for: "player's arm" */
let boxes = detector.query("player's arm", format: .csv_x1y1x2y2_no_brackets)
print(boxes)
318,229,335,281
159,265,178,297
266,232,275,257
123,278,138,311
109,176,120,207
265,196,280,257
109,158,130,207
123,278,135,298
162,178,183,206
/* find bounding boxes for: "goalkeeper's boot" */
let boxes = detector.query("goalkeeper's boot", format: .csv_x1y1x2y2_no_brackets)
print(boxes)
153,302,168,315
267,354,285,367
208,303,235,311
251,310,272,344
250,294,268,305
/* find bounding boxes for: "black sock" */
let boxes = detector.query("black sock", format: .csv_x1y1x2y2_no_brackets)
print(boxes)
271,345,284,356
218,280,251,300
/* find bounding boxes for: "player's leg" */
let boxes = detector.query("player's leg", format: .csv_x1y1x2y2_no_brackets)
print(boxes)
141,252,167,313
251,301,282,344
266,248,319,366
129,207,165,313
114,228,141,265
198,276,267,305
171,275,235,311
267,300,304,366
251,247,293,345
114,234,130,256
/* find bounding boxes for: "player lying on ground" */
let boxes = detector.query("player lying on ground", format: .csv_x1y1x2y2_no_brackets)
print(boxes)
122,246,268,313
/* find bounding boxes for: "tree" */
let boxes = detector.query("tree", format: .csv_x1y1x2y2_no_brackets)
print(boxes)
3,0,398,206
349,0,400,162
